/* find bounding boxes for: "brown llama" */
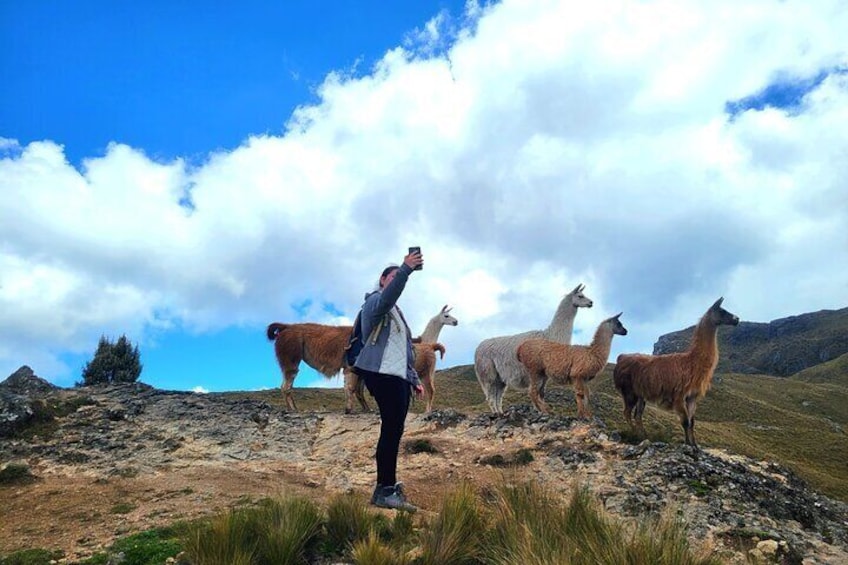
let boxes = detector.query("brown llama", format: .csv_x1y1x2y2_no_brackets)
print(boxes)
266,322,366,413
517,314,627,418
413,342,446,413
266,305,457,414
613,297,739,447
345,341,447,413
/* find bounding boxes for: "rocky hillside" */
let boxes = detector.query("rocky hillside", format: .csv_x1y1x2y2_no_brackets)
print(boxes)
2,368,847,564
653,307,848,376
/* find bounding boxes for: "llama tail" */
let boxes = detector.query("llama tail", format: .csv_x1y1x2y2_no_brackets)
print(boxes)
266,323,290,341
431,343,446,359
516,342,527,365
612,354,635,392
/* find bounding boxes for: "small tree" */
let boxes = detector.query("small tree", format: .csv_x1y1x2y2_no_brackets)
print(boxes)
79,334,143,386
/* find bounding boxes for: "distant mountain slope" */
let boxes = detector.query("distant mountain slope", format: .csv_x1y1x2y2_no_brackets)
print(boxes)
652,307,848,376
790,352,848,387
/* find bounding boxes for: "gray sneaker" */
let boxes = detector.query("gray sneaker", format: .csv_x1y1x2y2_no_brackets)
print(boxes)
372,483,417,512
370,483,383,505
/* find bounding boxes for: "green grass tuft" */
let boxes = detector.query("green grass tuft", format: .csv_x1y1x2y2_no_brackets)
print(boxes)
180,508,258,565
322,491,390,556
255,497,323,565
350,531,409,565
419,482,486,565
478,448,535,468
483,481,720,565
513,448,535,465
0,463,35,486
0,548,64,565
404,438,439,454
687,480,712,497
75,526,183,565
179,495,323,565
110,502,136,515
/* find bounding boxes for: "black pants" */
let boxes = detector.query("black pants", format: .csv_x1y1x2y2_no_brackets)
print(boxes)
360,369,411,487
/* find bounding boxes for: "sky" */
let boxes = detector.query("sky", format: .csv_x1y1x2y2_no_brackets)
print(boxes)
1,0,847,393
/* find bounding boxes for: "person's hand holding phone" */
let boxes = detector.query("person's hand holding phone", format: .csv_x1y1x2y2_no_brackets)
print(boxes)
405,247,424,271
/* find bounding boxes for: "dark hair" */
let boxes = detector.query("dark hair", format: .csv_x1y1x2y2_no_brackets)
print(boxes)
381,265,400,279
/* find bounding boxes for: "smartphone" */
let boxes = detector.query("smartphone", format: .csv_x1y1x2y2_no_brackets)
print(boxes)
408,246,423,270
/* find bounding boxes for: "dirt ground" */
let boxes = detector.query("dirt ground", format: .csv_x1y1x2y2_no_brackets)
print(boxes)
3,389,847,565
0,412,521,561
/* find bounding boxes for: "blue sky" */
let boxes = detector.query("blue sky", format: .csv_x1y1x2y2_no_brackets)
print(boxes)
2,0,847,393
2,1,467,165
2,0,467,391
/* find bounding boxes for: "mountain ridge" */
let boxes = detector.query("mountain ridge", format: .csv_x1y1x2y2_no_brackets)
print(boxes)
652,307,848,376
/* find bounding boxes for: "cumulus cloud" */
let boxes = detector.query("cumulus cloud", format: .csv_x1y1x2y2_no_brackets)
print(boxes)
2,0,847,382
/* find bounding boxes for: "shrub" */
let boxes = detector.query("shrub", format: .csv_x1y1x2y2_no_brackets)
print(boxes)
0,462,36,485
78,334,142,386
404,438,439,454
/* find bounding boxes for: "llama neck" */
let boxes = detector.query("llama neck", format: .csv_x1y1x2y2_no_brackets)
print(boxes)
545,299,576,342
687,315,719,375
588,323,615,365
419,317,443,343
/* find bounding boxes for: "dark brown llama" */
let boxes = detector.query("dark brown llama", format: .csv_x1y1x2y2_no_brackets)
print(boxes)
612,298,739,447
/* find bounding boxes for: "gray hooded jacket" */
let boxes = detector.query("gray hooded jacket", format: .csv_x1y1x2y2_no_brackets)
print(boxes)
353,263,420,386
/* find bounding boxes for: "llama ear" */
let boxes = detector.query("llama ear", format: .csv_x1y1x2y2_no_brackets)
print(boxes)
614,312,623,319
712,297,724,309
441,305,448,312
573,283,583,294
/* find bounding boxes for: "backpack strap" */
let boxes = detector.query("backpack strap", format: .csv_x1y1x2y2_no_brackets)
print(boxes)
344,311,363,353
367,315,386,345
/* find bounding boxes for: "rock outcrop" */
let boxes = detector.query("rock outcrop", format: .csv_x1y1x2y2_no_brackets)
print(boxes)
0,366,59,438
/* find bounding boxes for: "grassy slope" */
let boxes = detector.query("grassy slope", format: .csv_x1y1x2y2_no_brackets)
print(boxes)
239,359,848,501
789,352,848,386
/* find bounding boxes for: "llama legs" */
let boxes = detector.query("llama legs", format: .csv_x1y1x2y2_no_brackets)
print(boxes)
633,398,647,435
574,380,591,419
528,373,550,414
281,368,299,411
344,368,370,414
621,391,643,433
422,374,435,413
673,397,697,447
475,356,506,414
683,395,699,447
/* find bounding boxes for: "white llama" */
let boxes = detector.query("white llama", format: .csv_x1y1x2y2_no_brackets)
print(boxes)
417,305,458,343
474,284,593,414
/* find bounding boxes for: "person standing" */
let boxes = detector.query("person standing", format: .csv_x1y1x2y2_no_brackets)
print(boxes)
353,249,424,512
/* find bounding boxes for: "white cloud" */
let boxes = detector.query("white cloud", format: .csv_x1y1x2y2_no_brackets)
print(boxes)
2,0,848,383
192,386,209,394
